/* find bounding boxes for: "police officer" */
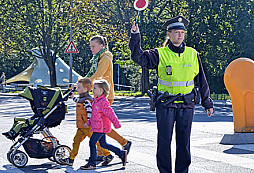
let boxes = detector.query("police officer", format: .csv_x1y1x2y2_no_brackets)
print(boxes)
129,16,214,173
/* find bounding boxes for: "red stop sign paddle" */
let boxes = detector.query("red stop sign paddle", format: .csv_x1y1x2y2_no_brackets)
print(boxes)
134,0,149,11
133,0,149,24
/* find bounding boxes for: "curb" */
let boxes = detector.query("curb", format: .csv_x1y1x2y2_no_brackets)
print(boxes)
220,133,254,145
0,93,232,107
0,92,19,97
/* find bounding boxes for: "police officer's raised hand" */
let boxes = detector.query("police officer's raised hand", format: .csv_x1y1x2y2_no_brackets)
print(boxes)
206,108,213,117
131,22,140,34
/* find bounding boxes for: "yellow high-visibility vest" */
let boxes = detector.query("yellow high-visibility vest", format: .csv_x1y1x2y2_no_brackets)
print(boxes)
157,46,199,95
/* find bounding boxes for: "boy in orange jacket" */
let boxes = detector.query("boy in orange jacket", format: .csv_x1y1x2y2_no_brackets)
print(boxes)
60,77,113,166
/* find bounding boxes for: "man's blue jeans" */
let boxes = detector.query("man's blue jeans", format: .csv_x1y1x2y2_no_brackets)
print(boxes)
89,132,124,166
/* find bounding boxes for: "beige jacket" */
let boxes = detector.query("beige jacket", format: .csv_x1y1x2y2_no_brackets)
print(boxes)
89,51,114,100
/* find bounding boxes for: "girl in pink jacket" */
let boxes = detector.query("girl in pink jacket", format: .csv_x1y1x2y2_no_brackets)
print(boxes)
80,79,127,170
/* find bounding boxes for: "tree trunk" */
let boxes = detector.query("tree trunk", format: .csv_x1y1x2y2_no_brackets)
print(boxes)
48,55,57,87
50,67,57,87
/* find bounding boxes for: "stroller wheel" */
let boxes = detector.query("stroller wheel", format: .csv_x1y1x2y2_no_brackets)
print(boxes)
10,150,28,168
52,145,71,164
7,149,14,163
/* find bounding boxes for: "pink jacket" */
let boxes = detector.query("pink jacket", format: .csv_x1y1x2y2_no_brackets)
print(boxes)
87,95,121,133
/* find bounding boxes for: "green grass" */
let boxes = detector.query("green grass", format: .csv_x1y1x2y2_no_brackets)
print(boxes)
210,93,230,100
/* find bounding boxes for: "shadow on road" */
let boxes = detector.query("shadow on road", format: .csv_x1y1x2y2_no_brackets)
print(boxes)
111,101,233,123
112,101,157,123
8,162,61,172
0,96,234,123
2,160,126,172
193,105,233,123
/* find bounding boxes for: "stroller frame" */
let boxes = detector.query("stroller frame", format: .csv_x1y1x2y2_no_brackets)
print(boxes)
7,87,74,168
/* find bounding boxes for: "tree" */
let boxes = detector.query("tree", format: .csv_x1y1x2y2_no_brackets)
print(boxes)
0,0,74,86
187,0,254,93
3,0,254,95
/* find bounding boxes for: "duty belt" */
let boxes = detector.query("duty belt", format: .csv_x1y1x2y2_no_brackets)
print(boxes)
159,92,195,106
147,87,196,111
163,93,182,107
158,79,194,87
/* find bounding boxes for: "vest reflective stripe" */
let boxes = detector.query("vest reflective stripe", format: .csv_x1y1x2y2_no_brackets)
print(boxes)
158,78,194,87
157,46,199,95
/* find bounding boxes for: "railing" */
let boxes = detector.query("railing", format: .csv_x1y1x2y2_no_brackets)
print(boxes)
2,83,33,92
114,84,135,92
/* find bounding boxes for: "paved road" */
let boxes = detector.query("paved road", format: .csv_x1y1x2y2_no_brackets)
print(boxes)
0,95,254,173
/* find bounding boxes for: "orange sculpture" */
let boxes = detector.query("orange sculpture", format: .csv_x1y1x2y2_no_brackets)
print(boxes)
224,58,254,132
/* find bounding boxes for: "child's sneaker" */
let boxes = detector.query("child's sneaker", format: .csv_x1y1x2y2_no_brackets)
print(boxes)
101,155,114,166
59,158,74,166
121,150,127,166
80,163,96,170
96,155,104,161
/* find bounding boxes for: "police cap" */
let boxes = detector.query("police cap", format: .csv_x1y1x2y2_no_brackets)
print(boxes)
162,15,189,30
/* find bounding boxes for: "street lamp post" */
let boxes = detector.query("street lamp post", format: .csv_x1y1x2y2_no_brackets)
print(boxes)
116,52,121,91
69,0,73,83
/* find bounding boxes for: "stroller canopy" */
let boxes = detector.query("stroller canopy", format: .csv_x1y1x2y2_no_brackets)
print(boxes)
19,86,66,128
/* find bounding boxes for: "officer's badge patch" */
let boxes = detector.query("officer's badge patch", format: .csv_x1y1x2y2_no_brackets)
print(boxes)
166,65,172,75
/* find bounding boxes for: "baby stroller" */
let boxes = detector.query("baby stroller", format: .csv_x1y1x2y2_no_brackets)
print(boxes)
2,85,74,168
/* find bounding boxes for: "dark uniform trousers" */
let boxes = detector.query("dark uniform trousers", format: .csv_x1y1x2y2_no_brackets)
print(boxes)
156,105,194,173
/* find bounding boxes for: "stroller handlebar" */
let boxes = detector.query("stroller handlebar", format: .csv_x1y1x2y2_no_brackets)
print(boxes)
62,88,76,101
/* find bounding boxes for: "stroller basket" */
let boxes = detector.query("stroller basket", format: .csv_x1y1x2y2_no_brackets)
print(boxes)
23,138,54,158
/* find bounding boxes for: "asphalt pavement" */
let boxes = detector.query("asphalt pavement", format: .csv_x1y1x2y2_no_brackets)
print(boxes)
1,94,254,173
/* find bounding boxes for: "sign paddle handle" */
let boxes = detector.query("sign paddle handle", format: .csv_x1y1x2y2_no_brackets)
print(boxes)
135,10,140,25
